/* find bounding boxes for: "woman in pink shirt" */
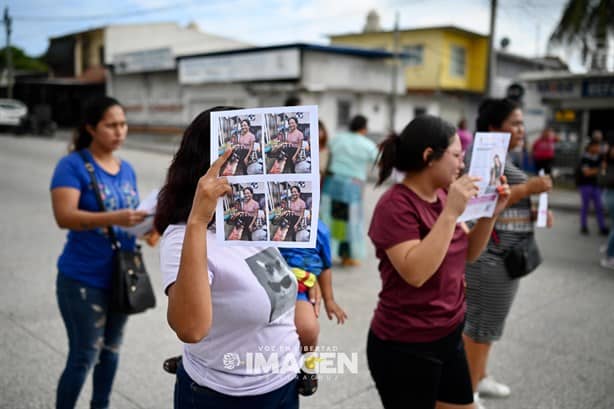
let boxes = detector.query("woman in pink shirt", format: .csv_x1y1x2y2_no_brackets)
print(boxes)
285,117,304,173
241,186,260,240
287,185,306,240
237,119,256,175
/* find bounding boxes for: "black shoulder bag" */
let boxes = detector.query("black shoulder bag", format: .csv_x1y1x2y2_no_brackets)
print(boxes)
492,230,543,279
79,151,156,314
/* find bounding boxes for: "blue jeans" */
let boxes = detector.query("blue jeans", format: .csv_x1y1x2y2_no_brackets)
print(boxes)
56,273,128,409
174,362,299,409
604,190,614,257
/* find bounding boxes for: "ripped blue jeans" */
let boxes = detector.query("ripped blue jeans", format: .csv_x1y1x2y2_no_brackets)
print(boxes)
56,273,128,409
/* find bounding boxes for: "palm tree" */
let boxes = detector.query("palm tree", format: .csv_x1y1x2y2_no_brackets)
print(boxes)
549,0,614,71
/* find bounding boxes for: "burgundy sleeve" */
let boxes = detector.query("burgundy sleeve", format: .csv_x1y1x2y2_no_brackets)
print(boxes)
369,192,422,251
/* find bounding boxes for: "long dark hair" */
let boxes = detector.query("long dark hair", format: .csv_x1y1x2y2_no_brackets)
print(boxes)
154,106,238,234
70,96,122,152
475,98,519,132
376,115,456,186
318,120,328,149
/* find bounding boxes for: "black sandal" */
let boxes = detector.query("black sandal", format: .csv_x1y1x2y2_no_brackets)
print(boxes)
163,355,182,374
297,370,318,396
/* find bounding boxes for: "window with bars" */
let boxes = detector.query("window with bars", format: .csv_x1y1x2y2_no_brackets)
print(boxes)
401,44,424,66
450,45,466,77
337,100,351,128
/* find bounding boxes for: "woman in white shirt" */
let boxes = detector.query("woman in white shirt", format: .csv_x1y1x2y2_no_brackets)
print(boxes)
154,107,301,408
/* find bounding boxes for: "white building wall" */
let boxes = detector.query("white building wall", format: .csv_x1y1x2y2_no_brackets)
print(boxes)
104,23,248,64
181,83,258,123
302,51,403,94
520,81,548,143
108,47,484,134
111,71,183,126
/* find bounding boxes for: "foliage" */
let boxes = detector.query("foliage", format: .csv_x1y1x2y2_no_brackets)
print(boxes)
549,0,614,71
0,46,48,72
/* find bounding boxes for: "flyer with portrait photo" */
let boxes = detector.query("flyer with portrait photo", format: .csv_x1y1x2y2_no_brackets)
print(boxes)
211,105,319,247
458,132,511,222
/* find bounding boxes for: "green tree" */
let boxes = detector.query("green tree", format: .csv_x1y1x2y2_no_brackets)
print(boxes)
0,46,48,72
549,0,614,71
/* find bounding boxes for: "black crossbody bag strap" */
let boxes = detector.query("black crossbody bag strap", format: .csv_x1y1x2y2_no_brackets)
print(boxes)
78,150,121,251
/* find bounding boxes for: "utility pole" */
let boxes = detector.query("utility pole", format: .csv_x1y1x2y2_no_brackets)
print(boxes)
535,23,541,57
3,6,13,99
485,0,497,97
389,11,400,132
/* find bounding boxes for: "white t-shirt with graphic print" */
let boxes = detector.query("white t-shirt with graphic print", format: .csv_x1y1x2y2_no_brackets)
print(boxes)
160,224,301,396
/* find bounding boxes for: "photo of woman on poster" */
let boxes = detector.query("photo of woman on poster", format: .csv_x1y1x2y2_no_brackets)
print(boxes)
223,183,267,241
217,115,264,176
489,154,503,186
264,112,311,174
267,181,312,242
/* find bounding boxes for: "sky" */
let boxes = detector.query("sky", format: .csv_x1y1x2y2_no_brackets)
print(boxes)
5,0,581,70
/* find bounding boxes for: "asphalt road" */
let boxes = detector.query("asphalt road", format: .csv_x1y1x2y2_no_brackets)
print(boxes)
1,134,613,409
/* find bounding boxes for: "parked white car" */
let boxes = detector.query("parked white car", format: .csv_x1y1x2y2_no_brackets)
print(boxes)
0,99,28,127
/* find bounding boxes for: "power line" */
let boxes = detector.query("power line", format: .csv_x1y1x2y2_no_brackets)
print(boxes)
12,1,201,22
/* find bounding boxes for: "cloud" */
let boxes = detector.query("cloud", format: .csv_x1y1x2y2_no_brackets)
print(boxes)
12,0,576,66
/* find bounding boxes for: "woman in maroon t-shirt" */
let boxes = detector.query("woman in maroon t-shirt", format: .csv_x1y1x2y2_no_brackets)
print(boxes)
367,115,510,409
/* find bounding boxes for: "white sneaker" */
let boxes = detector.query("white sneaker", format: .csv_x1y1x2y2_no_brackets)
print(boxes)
601,257,614,270
473,392,487,409
477,376,511,398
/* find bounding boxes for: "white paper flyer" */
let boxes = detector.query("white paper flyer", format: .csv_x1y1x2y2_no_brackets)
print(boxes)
122,189,158,237
536,169,548,228
211,105,319,248
458,132,511,222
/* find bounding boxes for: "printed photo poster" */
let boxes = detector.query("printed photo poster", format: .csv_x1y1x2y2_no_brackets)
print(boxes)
458,132,511,222
212,105,319,247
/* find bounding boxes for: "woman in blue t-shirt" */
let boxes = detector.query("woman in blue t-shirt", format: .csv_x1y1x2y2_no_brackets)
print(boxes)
50,96,148,409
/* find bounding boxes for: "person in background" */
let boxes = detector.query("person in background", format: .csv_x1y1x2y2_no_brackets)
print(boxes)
285,95,302,107
457,118,473,153
577,139,609,236
155,106,301,408
600,144,614,269
592,129,609,156
532,128,559,174
321,114,378,266
367,114,510,409
463,98,553,408
50,96,149,409
318,120,330,187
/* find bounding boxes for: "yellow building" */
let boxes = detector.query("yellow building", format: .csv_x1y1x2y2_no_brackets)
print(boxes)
330,26,489,94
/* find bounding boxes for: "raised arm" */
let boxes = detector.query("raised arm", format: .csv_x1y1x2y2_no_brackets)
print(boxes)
167,150,232,343
385,176,480,288
506,175,551,207
466,177,511,261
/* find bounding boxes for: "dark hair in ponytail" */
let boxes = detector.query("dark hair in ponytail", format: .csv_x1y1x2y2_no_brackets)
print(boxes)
70,96,122,152
376,115,456,185
475,98,519,132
